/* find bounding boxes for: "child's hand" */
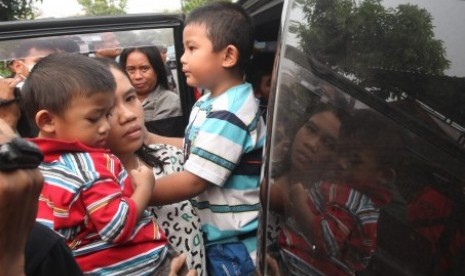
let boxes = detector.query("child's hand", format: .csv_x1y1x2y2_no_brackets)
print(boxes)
129,163,155,192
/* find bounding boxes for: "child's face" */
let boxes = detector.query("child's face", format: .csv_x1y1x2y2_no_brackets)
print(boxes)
106,67,145,156
52,92,114,148
258,74,272,101
339,147,382,185
181,23,225,92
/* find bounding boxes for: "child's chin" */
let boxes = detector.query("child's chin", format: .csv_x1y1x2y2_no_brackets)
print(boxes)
185,78,197,87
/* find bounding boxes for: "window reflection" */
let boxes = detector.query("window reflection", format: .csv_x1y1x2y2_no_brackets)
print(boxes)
262,0,465,275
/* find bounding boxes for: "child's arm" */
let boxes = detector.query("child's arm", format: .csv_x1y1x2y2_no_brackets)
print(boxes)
269,175,290,214
80,156,153,244
149,171,209,205
128,164,155,219
288,183,316,239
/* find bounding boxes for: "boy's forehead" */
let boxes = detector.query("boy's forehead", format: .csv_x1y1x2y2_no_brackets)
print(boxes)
184,22,209,35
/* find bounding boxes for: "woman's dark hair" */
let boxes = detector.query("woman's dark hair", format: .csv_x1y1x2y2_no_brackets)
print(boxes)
119,42,169,90
135,145,167,172
94,57,167,171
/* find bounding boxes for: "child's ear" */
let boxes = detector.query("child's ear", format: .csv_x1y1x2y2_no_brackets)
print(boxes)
221,45,239,68
35,110,56,134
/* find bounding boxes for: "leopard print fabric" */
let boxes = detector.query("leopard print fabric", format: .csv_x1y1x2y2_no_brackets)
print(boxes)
147,144,206,276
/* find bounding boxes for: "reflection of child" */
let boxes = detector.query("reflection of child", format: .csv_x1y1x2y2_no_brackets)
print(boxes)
23,53,170,275
279,110,405,275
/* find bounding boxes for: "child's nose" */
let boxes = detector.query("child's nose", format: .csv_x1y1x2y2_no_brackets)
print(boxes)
99,120,111,134
180,52,187,64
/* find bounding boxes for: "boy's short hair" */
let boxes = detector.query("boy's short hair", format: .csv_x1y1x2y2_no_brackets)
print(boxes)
185,1,254,71
22,53,116,120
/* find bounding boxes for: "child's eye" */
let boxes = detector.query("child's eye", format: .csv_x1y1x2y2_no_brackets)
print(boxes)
106,107,115,118
87,117,99,123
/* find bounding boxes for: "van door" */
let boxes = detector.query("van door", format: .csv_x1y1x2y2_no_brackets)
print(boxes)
258,0,465,275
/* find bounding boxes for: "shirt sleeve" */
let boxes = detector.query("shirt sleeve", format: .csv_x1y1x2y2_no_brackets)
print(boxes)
309,188,378,267
184,110,248,186
80,154,138,244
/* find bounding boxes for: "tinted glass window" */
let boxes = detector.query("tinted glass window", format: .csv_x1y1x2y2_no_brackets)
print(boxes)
1,29,175,77
0,24,192,137
260,0,465,275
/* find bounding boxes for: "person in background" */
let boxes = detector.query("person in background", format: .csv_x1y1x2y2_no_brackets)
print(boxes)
120,43,184,137
6,39,59,137
245,51,275,122
0,77,21,132
8,39,56,81
93,32,122,60
147,2,266,275
51,36,81,53
158,45,178,91
23,53,172,275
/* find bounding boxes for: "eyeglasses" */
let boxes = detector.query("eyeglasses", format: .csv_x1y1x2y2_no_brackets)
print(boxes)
126,65,152,75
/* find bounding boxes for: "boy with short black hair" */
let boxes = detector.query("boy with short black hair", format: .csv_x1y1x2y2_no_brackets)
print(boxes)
150,2,266,274
22,53,171,275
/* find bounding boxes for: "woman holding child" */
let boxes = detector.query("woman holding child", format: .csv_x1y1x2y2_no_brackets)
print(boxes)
268,98,401,275
98,58,206,276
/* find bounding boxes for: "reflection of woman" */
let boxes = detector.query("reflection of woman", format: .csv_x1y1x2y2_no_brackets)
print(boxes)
269,103,344,213
120,44,184,137
99,58,205,275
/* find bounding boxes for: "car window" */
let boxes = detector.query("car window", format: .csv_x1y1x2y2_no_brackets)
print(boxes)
259,0,465,275
0,14,196,129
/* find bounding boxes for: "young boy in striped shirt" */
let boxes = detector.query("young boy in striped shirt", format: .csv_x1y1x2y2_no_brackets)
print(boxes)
149,2,266,275
22,53,171,275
